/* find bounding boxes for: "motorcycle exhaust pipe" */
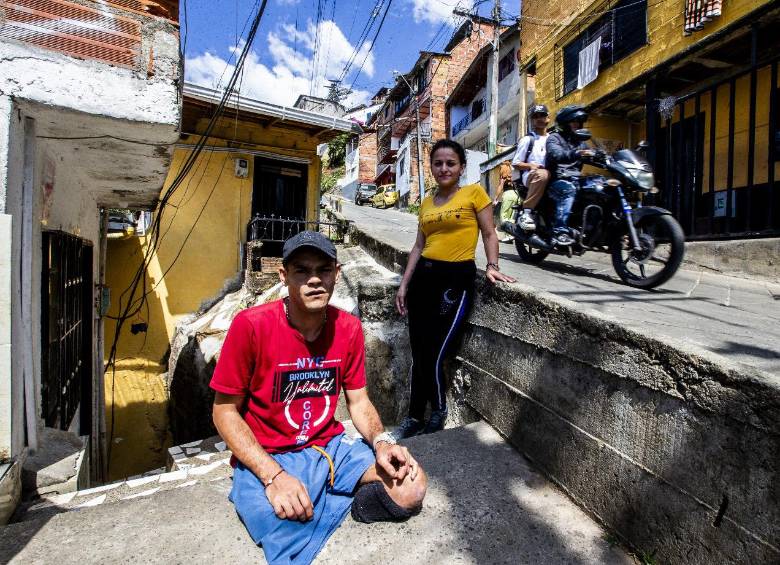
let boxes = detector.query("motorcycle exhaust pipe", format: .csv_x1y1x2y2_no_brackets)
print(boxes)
510,229,554,252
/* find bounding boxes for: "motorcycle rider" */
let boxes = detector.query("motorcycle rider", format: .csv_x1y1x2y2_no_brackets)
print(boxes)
545,105,594,246
511,104,551,232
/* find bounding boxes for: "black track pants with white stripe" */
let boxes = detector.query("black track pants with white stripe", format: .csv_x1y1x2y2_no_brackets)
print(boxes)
406,257,476,421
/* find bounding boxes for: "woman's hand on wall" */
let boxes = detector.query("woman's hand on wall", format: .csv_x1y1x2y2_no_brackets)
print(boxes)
396,284,408,316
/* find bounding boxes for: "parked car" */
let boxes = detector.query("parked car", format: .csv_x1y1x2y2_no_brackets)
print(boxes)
371,184,399,208
354,183,378,205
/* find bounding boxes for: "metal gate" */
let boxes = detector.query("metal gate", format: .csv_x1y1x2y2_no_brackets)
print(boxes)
42,231,93,432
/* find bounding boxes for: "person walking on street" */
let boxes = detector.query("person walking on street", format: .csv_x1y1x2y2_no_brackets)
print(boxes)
394,140,516,440
511,104,551,233
545,105,594,246
494,160,517,243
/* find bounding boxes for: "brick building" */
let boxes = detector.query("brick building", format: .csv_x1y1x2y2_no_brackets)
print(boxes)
374,17,502,204
339,89,387,200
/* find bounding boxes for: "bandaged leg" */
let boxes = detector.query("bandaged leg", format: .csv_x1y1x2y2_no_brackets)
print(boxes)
351,481,422,523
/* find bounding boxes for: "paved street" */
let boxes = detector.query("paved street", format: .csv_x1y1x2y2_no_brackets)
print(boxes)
339,199,780,377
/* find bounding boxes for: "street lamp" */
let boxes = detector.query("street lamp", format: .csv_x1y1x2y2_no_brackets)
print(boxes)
393,70,426,202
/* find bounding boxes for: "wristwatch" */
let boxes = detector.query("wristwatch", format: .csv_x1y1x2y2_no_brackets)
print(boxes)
372,431,396,451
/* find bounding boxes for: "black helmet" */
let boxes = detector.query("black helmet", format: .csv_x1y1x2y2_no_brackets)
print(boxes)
529,104,549,117
556,105,588,126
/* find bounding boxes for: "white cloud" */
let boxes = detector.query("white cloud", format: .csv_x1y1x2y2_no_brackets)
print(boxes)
185,19,374,108
408,0,472,25
277,0,300,5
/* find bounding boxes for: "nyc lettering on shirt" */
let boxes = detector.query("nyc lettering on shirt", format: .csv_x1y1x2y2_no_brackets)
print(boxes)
273,356,341,445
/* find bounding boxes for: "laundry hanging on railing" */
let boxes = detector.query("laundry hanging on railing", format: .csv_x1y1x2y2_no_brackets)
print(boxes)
577,36,602,89
684,0,723,35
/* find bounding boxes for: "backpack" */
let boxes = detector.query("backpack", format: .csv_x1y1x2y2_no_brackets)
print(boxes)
522,134,536,163
518,134,537,188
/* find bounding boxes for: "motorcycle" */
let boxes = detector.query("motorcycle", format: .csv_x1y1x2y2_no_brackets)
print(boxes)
502,132,685,289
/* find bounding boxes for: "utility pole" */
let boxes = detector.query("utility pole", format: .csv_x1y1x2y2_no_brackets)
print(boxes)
395,71,426,202
487,0,501,158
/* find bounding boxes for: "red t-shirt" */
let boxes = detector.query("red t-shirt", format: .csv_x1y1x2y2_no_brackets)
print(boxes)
209,300,366,454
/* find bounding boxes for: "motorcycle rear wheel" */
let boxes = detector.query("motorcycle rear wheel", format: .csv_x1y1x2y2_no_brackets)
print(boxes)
610,214,685,289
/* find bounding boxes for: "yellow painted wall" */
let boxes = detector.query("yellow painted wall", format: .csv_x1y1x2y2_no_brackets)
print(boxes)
107,131,323,362
103,115,326,478
522,0,773,111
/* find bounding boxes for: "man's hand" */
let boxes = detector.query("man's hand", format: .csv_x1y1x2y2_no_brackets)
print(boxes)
529,162,541,170
265,471,314,522
375,442,419,481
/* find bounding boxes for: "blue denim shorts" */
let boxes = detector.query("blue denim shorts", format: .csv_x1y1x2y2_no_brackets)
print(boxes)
229,433,375,565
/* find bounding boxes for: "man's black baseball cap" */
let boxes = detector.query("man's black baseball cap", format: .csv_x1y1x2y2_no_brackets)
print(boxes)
529,104,549,116
282,231,338,264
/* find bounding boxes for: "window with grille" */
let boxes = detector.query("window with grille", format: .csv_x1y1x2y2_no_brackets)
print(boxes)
498,49,516,82
559,0,647,97
471,98,486,120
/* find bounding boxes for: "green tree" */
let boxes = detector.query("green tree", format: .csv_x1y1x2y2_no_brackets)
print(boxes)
326,133,350,168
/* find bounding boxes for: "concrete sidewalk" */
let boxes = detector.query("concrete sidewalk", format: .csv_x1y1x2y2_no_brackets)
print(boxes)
339,200,780,378
0,423,632,564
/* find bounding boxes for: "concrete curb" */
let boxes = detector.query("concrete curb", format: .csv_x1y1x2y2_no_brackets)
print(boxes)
347,221,780,564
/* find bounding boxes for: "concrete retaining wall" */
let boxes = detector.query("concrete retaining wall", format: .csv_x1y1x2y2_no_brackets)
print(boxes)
683,238,780,283
348,223,780,564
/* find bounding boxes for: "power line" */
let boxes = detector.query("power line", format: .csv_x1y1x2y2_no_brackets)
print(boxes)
336,0,385,84
348,0,394,91
105,0,272,468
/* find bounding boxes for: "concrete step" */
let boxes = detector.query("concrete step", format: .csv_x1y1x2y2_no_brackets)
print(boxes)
12,441,233,523
0,422,632,564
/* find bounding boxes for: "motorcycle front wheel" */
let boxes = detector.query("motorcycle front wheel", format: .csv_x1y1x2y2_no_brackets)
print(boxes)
610,214,685,289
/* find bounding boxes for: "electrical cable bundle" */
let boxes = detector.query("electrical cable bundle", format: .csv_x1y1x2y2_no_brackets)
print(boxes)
104,0,271,468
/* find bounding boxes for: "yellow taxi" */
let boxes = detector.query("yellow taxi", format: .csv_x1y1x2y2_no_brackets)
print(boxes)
371,184,399,208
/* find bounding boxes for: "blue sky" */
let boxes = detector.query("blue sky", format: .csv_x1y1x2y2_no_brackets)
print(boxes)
182,0,493,108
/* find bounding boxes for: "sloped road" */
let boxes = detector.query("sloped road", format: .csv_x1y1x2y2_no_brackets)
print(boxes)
340,200,780,377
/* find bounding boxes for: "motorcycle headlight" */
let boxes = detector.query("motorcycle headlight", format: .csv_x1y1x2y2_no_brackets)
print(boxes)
620,162,655,190
635,171,655,190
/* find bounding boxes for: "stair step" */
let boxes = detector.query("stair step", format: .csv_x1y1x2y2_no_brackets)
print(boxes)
12,459,232,523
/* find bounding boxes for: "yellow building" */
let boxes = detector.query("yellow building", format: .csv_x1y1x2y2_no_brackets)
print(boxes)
519,0,780,239
103,84,359,479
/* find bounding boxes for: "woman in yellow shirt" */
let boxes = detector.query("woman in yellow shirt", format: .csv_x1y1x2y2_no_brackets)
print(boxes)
393,139,515,439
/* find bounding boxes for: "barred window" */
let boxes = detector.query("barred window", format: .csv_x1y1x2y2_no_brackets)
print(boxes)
559,0,647,97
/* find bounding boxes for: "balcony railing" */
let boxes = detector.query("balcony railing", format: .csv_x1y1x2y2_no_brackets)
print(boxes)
452,114,472,137
246,215,349,246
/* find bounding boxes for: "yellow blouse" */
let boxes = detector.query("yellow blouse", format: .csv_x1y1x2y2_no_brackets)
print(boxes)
418,183,492,262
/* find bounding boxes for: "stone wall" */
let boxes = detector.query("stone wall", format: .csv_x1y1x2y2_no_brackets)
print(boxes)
348,223,780,565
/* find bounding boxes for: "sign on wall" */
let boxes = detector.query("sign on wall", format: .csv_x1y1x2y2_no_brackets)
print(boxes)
713,190,736,218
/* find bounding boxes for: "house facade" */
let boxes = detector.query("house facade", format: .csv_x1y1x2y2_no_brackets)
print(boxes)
0,0,182,520
446,27,523,187
339,91,387,200
103,84,359,479
520,0,780,240
374,17,501,204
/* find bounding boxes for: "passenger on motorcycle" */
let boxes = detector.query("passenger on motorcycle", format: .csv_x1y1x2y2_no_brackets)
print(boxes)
545,105,595,246
494,160,517,243
511,104,551,233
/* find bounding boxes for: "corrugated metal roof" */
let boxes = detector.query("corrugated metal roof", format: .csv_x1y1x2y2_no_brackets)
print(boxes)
183,83,363,135
1,0,142,68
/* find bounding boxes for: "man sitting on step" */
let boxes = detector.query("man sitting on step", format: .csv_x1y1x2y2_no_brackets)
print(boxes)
211,231,428,565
